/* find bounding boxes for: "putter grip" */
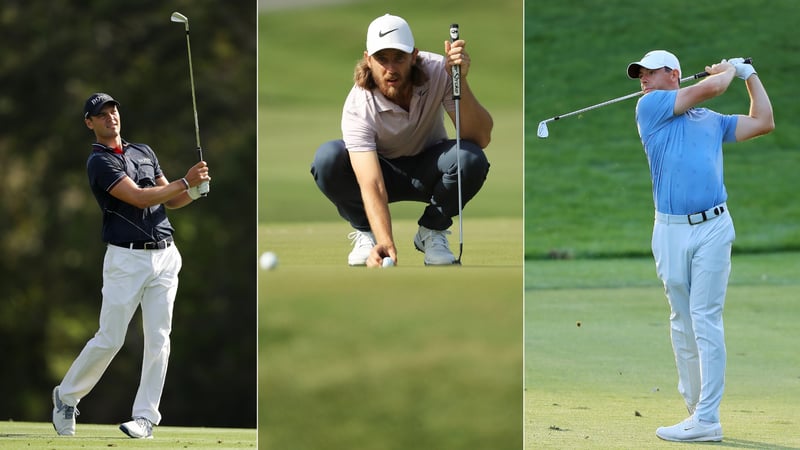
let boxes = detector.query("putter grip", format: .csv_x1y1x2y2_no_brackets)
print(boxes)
693,57,753,79
449,24,461,99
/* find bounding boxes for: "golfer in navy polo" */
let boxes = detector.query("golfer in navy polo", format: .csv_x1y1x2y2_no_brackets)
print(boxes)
52,93,211,439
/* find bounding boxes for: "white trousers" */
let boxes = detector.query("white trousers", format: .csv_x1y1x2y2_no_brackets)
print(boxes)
59,244,182,425
652,209,734,424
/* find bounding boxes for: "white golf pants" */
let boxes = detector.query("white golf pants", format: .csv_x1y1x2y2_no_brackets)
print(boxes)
652,208,734,424
59,243,182,425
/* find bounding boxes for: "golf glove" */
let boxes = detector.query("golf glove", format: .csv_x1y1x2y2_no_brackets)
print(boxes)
728,57,756,80
188,181,209,200
187,186,202,200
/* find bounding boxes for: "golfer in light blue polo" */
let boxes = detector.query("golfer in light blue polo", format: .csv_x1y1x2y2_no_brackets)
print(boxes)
628,50,774,442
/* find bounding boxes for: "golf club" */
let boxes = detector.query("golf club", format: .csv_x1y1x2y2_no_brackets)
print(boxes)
171,11,208,196
537,58,752,139
450,23,463,265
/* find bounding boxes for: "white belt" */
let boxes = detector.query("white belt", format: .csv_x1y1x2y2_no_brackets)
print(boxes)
655,203,727,225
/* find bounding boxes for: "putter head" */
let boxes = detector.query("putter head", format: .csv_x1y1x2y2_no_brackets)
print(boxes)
170,12,189,30
537,120,549,139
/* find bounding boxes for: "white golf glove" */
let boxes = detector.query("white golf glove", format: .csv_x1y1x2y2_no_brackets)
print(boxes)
187,181,209,200
728,57,756,80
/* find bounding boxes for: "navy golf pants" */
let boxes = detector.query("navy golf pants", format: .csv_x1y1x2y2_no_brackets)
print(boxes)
311,139,489,232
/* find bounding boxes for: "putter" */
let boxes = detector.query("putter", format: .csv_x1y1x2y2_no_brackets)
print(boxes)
450,23,463,265
171,11,209,196
537,58,753,138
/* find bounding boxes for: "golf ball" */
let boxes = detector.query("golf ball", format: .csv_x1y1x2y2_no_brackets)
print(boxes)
381,257,394,268
259,251,278,270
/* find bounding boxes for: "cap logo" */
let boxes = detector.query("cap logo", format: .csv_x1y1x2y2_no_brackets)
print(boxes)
378,28,399,38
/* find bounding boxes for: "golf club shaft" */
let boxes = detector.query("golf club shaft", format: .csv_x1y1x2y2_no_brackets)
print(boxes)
545,90,641,123
183,27,203,161
172,11,207,197
542,58,753,125
450,23,463,263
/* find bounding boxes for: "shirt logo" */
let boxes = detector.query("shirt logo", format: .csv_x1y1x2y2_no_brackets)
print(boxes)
378,28,398,38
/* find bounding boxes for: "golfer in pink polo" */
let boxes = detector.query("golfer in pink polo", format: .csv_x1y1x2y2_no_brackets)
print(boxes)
311,14,493,267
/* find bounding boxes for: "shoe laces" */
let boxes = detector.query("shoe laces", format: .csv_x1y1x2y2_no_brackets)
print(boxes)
134,417,153,431
61,404,79,420
57,397,79,420
348,231,374,250
423,229,451,249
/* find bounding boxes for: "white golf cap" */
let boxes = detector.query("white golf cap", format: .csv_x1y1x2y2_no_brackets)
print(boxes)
627,50,681,79
366,14,415,56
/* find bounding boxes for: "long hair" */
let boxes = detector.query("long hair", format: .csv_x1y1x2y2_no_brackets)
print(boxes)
353,53,429,90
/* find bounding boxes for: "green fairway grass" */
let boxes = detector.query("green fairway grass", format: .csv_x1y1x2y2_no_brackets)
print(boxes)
0,422,255,449
525,253,800,449
259,0,523,448
526,0,800,259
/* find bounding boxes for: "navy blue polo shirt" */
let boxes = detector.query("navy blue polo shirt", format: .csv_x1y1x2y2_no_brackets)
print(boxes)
87,141,175,243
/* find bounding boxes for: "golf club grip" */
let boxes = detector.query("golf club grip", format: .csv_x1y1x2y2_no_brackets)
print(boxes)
689,57,753,80
449,24,461,99
196,146,207,197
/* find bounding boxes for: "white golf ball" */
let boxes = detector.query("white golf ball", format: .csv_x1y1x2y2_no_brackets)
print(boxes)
381,257,394,268
259,251,278,270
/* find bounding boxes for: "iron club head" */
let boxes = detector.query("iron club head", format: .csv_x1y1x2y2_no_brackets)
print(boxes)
170,12,189,30
537,120,549,139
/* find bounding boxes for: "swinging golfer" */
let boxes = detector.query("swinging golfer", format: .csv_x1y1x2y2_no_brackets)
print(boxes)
52,93,210,439
311,14,493,267
627,51,773,442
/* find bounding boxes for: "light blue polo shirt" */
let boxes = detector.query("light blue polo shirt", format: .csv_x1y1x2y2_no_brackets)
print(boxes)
635,89,739,215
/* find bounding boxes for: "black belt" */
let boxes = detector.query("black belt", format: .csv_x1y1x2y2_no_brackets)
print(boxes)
688,205,726,225
111,236,174,250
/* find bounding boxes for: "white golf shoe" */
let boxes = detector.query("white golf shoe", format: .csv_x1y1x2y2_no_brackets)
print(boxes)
347,230,375,266
414,225,456,265
656,416,722,442
52,386,79,436
120,416,154,439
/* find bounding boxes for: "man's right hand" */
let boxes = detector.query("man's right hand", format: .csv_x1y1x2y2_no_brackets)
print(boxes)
185,161,210,187
366,243,397,268
185,161,210,199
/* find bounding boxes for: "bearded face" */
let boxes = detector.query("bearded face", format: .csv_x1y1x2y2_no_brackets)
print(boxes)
368,48,417,102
